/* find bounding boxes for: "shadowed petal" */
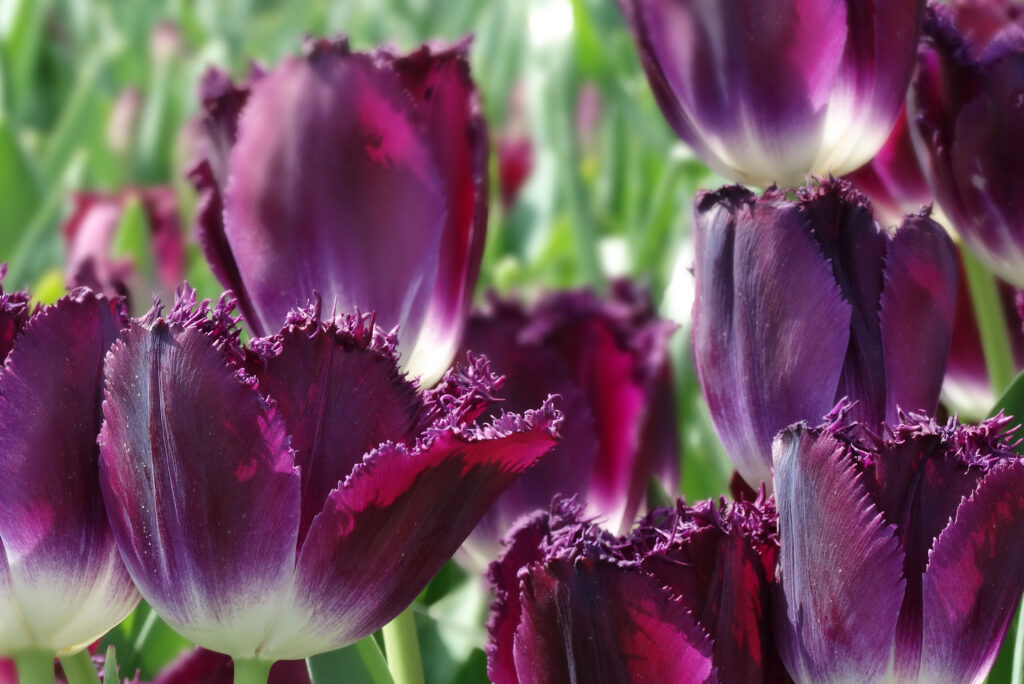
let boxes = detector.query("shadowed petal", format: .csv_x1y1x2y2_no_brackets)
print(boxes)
920,462,1024,683
0,292,138,653
773,424,905,683
693,187,851,486
0,267,30,363
98,307,301,659
512,557,715,684
260,403,560,659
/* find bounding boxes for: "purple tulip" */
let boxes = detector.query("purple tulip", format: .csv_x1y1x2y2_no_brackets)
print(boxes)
617,0,925,187
63,188,185,309
458,283,679,569
774,404,1024,683
0,285,140,656
845,106,935,226
188,37,487,385
909,1,1024,287
97,288,559,662
486,494,787,683
692,179,958,487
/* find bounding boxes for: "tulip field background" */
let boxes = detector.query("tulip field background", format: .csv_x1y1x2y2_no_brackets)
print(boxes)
1,0,1021,682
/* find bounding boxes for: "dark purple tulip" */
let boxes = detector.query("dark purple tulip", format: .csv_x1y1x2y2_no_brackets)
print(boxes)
486,494,788,683
98,288,559,662
459,283,679,568
189,37,487,385
909,1,1024,287
692,179,958,487
617,0,925,187
0,288,139,654
774,404,1024,683
63,189,185,309
154,648,309,684
0,265,31,362
845,106,935,226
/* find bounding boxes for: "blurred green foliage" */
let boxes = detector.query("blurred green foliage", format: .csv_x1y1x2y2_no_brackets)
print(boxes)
0,0,736,681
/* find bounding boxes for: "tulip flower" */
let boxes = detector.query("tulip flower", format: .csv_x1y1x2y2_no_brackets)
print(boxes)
845,106,934,226
487,493,787,683
692,179,958,487
0,286,140,672
774,404,1024,683
617,0,925,187
0,265,30,362
909,1,1024,287
459,283,679,569
63,189,185,309
188,37,487,385
98,288,559,673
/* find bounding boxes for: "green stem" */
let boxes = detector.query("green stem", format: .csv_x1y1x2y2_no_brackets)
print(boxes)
59,649,101,684
233,657,273,684
382,607,425,684
1013,608,1024,684
962,247,1016,395
12,649,54,684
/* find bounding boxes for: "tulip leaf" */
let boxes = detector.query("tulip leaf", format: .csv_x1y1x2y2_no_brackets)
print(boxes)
990,368,1024,422
307,636,394,684
0,114,41,250
103,645,119,684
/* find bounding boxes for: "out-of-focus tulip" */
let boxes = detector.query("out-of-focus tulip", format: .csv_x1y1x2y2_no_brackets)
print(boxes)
692,179,958,487
617,0,925,187
0,286,140,660
845,106,935,226
154,648,308,684
910,1,1024,287
188,37,488,385
63,188,185,309
458,283,678,569
945,248,1024,416
774,404,1024,683
486,493,787,683
98,288,559,664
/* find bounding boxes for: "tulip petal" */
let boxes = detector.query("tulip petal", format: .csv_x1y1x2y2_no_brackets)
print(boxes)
252,310,427,546
773,424,905,683
153,647,310,684
391,43,489,381
223,41,446,347
0,292,138,653
693,187,851,486
920,462,1024,683
512,557,715,684
879,214,958,421
98,307,301,658
0,270,30,363
262,403,560,659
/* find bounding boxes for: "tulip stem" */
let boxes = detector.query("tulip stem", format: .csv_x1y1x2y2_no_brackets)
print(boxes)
12,649,54,684
59,649,101,684
962,247,1016,395
233,657,273,684
382,606,425,684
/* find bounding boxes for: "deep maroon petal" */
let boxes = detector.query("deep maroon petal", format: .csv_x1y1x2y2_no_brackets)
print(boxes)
390,42,489,380
98,301,301,657
251,309,427,547
773,424,905,682
457,302,597,567
511,557,714,684
0,292,137,652
153,647,310,684
0,266,30,363
693,187,851,486
920,462,1024,683
223,42,446,360
879,211,958,421
267,403,560,658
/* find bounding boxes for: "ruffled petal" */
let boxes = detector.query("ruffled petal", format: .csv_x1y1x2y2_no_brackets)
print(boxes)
692,186,851,486
920,462,1024,683
512,557,715,684
0,267,30,363
98,299,301,658
261,402,560,659
773,424,905,683
0,292,138,653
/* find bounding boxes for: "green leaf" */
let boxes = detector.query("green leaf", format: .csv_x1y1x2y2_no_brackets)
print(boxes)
103,645,119,684
0,114,41,250
112,196,156,286
307,636,394,684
